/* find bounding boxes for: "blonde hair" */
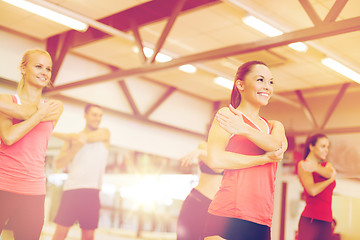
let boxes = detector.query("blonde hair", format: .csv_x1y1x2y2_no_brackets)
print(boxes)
18,49,52,92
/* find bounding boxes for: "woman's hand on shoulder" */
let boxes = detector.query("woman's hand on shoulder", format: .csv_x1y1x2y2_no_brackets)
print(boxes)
216,105,249,135
325,162,337,180
38,99,63,123
300,160,318,173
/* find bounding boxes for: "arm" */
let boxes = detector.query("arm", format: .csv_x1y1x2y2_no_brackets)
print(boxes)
0,96,51,145
179,141,207,167
216,105,287,152
302,161,335,179
54,128,110,148
316,162,335,178
85,128,110,148
248,119,287,151
205,113,285,171
52,132,77,141
197,141,208,163
0,94,37,120
298,160,336,196
54,134,86,169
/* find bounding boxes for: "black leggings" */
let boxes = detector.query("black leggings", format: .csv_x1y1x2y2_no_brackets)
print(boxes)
0,190,45,240
203,214,271,240
177,188,212,240
298,216,332,240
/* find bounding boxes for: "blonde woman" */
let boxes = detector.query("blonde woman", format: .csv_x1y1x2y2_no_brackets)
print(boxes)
0,49,63,239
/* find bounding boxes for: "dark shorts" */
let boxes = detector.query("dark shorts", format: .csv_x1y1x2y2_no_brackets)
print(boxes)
298,216,332,240
54,188,100,230
0,190,45,240
176,188,212,240
203,213,271,240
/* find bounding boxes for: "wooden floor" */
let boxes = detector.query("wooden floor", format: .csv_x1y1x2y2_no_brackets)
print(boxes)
1,222,176,240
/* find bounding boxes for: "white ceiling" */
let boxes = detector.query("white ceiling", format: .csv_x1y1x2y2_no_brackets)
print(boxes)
1,0,360,137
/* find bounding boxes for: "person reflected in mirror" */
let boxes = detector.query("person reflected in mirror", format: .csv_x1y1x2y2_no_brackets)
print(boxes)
176,140,222,240
297,133,336,240
51,104,110,240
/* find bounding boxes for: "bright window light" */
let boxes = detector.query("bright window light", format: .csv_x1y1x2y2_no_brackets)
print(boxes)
133,46,152,58
156,52,172,62
288,42,308,52
243,16,308,52
214,76,234,89
242,16,283,37
179,64,197,73
2,0,88,31
143,47,154,58
133,46,172,62
322,57,360,84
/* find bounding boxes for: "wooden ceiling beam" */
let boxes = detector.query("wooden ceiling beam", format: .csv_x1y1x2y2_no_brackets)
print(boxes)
286,125,360,137
46,31,73,86
323,0,348,23
45,16,360,93
149,0,187,63
118,80,140,116
277,81,360,97
143,87,176,118
295,90,319,129
53,94,205,138
131,22,147,64
298,0,322,25
66,0,220,48
320,82,350,130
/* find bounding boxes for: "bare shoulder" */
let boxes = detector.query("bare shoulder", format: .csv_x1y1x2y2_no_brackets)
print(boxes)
325,161,334,168
297,160,306,169
268,120,284,127
217,106,231,114
298,159,305,165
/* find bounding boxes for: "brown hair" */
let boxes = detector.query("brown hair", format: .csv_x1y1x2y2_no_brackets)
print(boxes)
230,61,267,108
303,133,328,159
18,49,52,92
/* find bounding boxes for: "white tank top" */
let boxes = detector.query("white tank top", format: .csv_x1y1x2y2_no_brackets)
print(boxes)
63,142,109,191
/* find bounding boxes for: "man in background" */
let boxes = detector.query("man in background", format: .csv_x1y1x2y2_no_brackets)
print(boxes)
52,104,110,240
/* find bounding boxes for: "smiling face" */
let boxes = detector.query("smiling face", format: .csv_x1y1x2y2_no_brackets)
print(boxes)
236,64,274,106
85,106,103,130
20,52,52,89
310,137,330,161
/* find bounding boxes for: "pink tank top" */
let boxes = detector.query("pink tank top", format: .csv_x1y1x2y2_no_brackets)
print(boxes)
208,115,277,227
301,161,336,222
0,95,54,195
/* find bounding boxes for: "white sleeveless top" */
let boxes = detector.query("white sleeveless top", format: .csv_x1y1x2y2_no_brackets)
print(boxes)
63,142,109,191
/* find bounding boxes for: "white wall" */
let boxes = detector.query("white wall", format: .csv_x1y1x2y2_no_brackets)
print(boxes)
0,28,207,159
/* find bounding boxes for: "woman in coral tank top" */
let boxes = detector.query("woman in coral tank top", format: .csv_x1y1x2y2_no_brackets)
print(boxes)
0,49,63,240
203,61,287,240
297,133,336,240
